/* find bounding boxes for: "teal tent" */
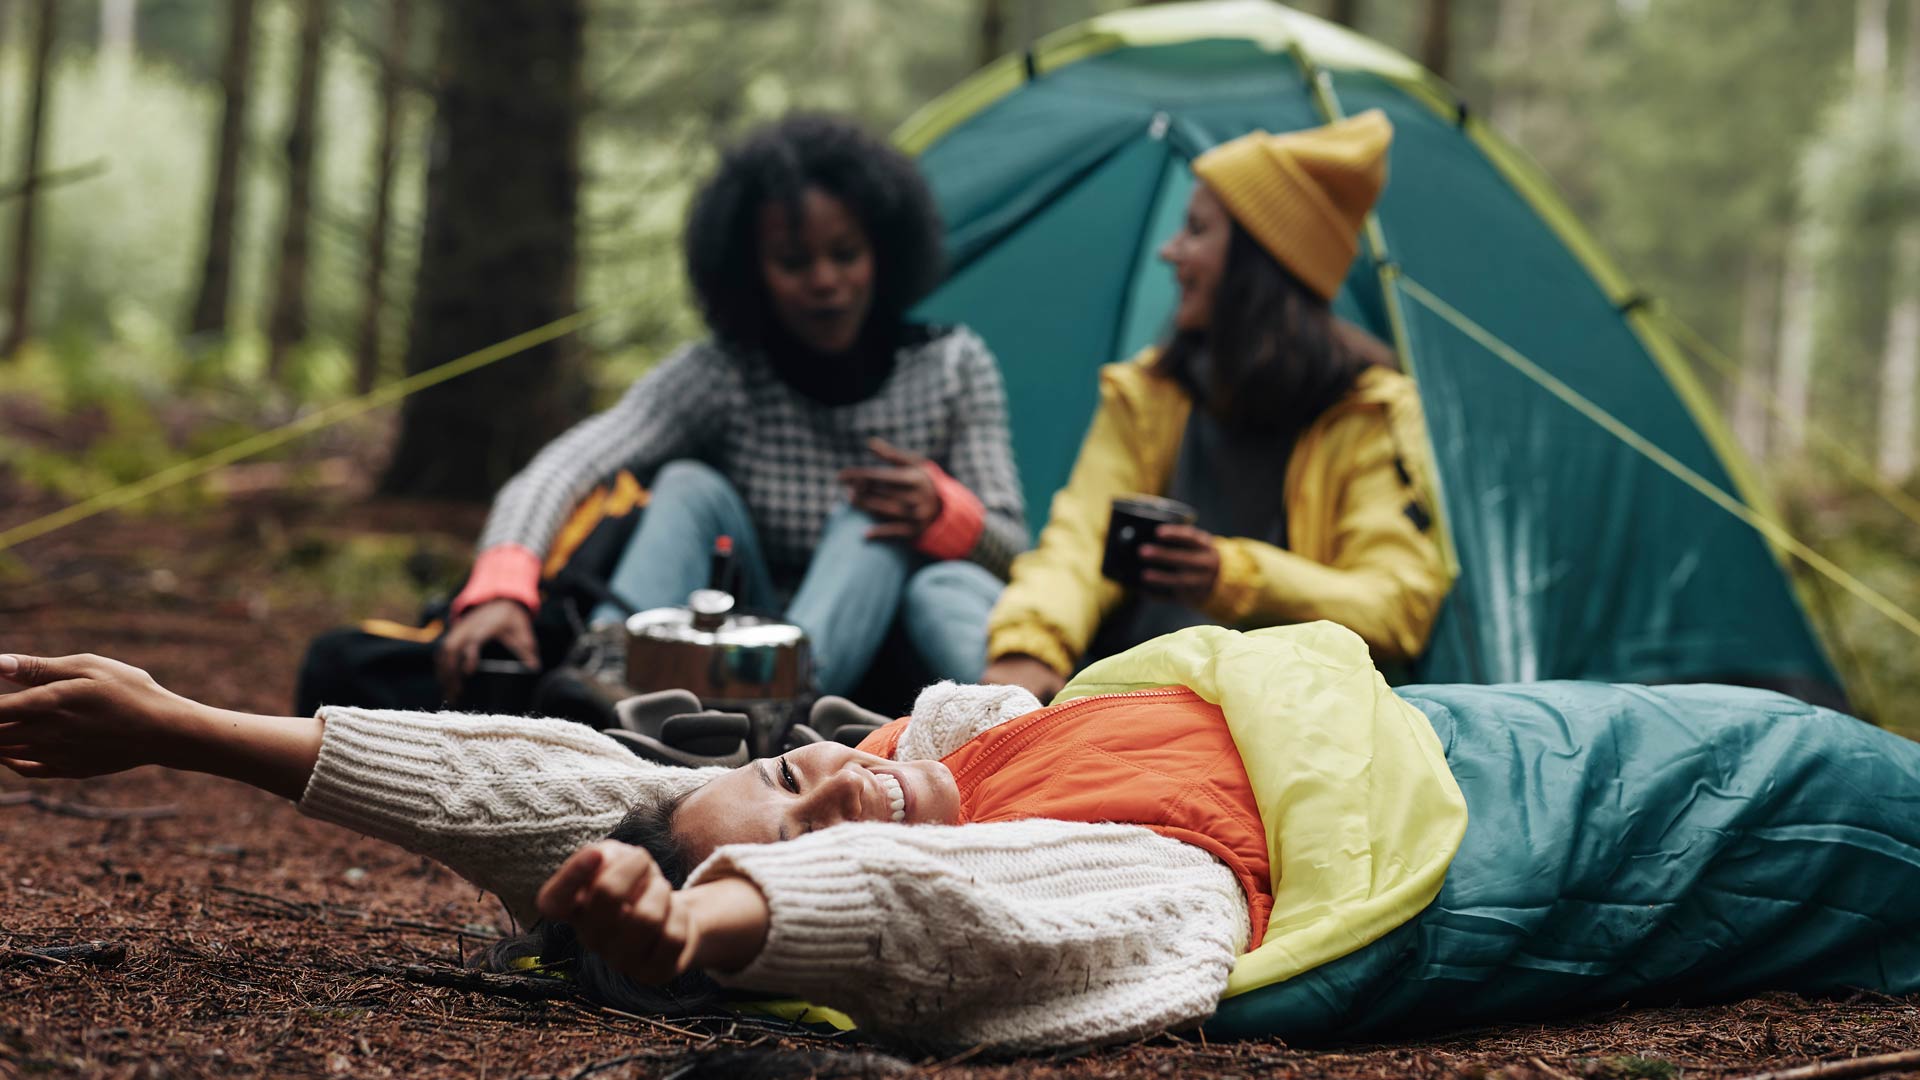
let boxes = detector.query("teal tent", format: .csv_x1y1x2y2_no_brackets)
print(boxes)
902,0,1844,705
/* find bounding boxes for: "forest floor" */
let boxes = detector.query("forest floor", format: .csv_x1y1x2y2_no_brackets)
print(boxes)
4,456,1920,1080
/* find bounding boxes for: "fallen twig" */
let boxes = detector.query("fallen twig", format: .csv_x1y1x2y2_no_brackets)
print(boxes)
922,1041,992,1074
211,884,316,917
1727,1049,1920,1080
0,159,109,202
363,961,579,1002
0,940,127,970
583,999,714,1037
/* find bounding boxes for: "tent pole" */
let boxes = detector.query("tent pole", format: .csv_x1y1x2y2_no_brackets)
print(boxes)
1286,41,1486,682
1287,42,1457,577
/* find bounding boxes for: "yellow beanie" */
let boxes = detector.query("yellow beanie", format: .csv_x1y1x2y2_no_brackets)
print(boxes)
1190,110,1393,300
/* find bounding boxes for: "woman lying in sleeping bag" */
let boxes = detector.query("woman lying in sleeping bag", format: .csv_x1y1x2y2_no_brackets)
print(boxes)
3,624,1917,1052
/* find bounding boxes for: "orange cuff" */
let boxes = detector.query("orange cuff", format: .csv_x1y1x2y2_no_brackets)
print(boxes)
452,544,543,616
914,462,986,562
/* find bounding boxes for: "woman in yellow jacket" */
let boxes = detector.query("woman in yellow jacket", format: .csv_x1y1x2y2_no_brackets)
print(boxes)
984,111,1453,701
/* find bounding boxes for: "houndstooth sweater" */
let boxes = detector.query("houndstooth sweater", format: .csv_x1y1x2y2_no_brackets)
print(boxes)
474,327,1027,584
298,685,1249,1052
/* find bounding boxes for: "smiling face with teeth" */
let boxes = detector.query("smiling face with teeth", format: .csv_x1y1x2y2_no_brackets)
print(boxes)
673,741,962,865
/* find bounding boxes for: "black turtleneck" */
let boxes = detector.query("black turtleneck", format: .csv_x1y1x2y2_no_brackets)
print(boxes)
761,319,920,407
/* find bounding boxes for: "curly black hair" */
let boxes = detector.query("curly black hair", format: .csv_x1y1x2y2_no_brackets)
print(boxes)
684,113,946,350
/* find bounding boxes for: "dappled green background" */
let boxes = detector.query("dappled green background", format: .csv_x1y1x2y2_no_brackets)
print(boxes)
0,0,1913,723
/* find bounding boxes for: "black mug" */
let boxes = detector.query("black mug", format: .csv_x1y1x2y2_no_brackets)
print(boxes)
1101,495,1199,586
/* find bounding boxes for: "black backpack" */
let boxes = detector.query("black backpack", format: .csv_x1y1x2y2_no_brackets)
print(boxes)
293,470,648,716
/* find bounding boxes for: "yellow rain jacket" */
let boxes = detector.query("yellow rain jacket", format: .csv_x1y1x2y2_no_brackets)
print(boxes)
988,351,1453,675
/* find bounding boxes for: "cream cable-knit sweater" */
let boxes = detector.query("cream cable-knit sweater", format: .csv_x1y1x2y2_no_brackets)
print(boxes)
299,683,1250,1050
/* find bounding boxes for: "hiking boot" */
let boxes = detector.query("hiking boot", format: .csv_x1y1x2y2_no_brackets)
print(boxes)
605,697,753,768
529,624,633,728
568,622,631,688
613,688,704,738
808,695,892,748
604,726,751,769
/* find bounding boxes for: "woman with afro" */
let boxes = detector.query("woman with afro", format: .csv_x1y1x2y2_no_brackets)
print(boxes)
436,114,1023,705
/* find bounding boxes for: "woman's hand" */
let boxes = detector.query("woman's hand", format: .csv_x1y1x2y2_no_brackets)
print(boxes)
436,599,540,702
981,654,1066,704
839,437,942,542
0,653,323,799
0,653,201,778
1138,524,1221,608
537,840,770,981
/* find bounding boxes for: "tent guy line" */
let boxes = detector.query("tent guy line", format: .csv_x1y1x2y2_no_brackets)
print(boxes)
0,306,611,556
1653,307,1920,533
1397,273,1920,647
3,271,1913,659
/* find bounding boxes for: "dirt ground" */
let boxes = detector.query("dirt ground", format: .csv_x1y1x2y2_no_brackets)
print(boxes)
4,479,1920,1080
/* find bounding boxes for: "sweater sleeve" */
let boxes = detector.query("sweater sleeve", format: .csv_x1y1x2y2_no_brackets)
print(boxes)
472,343,737,566
297,706,723,926
936,328,1028,579
1201,407,1449,662
685,818,1249,1052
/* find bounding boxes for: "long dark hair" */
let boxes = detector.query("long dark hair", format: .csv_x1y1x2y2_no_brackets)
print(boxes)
1155,218,1366,438
476,792,720,1015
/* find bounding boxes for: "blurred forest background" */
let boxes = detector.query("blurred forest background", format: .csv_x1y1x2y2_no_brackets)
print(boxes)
0,0,1915,716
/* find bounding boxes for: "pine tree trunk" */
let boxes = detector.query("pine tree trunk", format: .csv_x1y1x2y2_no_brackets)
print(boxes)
1855,0,1890,90
378,0,588,501
1418,0,1452,80
1881,230,1919,482
978,0,1005,68
186,0,257,339
0,1,9,168
1487,0,1532,139
1326,0,1361,29
354,0,410,394
265,0,330,382
1733,252,1779,463
1,0,56,361
1876,0,1920,483
99,0,135,66
1774,226,1818,456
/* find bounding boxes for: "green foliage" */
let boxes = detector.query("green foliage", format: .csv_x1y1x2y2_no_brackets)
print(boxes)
0,52,216,336
1799,86,1920,429
0,0,1910,706
1791,485,1920,732
270,528,466,622
0,0,424,389
1584,0,1851,347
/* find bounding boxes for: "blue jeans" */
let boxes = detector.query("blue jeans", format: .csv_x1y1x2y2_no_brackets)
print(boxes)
593,460,1002,695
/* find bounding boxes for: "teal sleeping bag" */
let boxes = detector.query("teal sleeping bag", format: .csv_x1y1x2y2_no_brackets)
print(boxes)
1206,682,1920,1039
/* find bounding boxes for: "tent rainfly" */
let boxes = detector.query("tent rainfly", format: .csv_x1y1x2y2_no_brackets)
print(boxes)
903,0,1844,707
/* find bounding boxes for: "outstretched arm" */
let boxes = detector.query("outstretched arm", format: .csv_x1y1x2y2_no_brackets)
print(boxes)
0,652,726,925
0,653,321,800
